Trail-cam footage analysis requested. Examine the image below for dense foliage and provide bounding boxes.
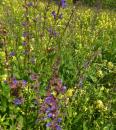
[0,0,116,130]
[81,0,116,8]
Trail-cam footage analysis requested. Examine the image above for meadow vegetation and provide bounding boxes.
[0,0,116,130]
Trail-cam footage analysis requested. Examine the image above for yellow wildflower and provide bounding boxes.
[12,56,17,62]
[107,62,114,69]
[51,91,57,97]
[0,51,5,58]
[18,46,23,50]
[0,74,7,81]
[97,70,103,78]
[21,37,25,41]
[66,89,74,97]
[95,100,104,110]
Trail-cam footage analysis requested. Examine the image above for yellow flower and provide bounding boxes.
[66,89,74,97]
[39,99,43,104]
[21,37,25,41]
[31,38,35,43]
[0,51,5,58]
[30,44,34,51]
[12,56,17,62]
[95,100,104,110]
[66,98,69,104]
[97,70,103,78]
[107,62,114,69]
[58,94,64,99]
[18,46,23,50]
[51,91,57,97]
[0,74,7,81]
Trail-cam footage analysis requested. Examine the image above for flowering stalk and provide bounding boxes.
[40,77,66,130]
[47,0,67,56]
[42,0,51,40]
[39,58,67,130]
[22,0,31,75]
[22,1,33,129]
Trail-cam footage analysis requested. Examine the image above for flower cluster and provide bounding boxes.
[39,75,66,130]
[8,78,27,105]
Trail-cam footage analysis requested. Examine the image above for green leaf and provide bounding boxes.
[83,121,88,130]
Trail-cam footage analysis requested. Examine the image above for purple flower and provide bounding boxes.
[46,107,51,113]
[13,98,22,105]
[58,118,62,123]
[10,51,15,56]
[48,113,53,118]
[22,41,27,46]
[22,32,28,37]
[22,80,27,86]
[52,11,56,19]
[22,22,27,27]
[51,105,57,111]
[46,122,51,127]
[61,0,66,8]
[48,28,57,37]
[56,125,62,130]
[45,96,54,105]
[13,79,17,85]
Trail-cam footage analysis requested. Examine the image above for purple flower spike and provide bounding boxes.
[61,0,66,8]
